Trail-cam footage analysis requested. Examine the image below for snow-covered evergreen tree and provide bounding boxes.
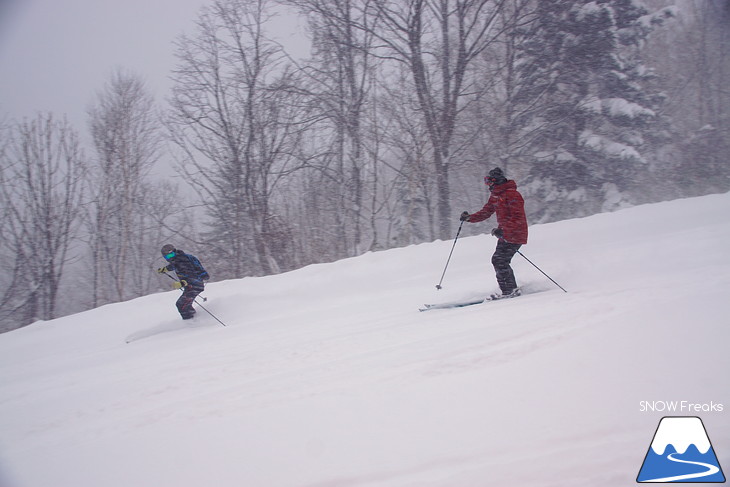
[513,0,672,222]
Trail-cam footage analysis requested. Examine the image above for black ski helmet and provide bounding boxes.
[161,244,176,259]
[485,167,508,187]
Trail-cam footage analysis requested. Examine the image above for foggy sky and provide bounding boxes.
[0,0,307,130]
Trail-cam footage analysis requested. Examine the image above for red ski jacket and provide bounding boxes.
[468,180,528,244]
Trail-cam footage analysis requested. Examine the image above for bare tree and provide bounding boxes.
[168,0,310,277]
[0,114,86,329]
[289,0,381,255]
[467,0,536,174]
[375,65,439,243]
[86,70,163,305]
[361,0,508,238]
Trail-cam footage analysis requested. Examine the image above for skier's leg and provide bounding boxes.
[176,283,205,319]
[492,241,521,294]
[176,287,197,319]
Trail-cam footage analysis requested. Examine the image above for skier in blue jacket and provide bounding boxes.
[157,244,209,319]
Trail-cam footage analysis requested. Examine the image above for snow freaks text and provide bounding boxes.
[639,401,724,413]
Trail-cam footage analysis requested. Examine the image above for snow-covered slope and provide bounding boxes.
[1,194,729,487]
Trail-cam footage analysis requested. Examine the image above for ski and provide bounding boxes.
[419,299,485,312]
[420,289,525,311]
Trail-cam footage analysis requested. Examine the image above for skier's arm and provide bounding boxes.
[466,200,495,223]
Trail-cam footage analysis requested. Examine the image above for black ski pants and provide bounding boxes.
[492,240,521,294]
[176,282,204,319]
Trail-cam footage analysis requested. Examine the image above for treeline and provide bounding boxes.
[1,0,728,331]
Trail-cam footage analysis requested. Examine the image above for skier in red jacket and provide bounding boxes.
[460,167,528,299]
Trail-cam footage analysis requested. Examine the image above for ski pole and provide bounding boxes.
[436,220,465,290]
[488,230,567,293]
[160,270,207,301]
[516,249,567,293]
[193,298,227,327]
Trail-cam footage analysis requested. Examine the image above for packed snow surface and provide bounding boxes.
[1,193,729,487]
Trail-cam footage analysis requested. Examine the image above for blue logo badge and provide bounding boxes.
[637,416,725,483]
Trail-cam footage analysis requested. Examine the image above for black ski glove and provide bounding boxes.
[491,228,504,238]
[460,211,470,222]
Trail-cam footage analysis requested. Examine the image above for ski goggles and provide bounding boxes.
[484,176,497,185]
[164,251,176,260]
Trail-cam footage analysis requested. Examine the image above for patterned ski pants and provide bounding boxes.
[176,283,204,319]
[491,240,521,294]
